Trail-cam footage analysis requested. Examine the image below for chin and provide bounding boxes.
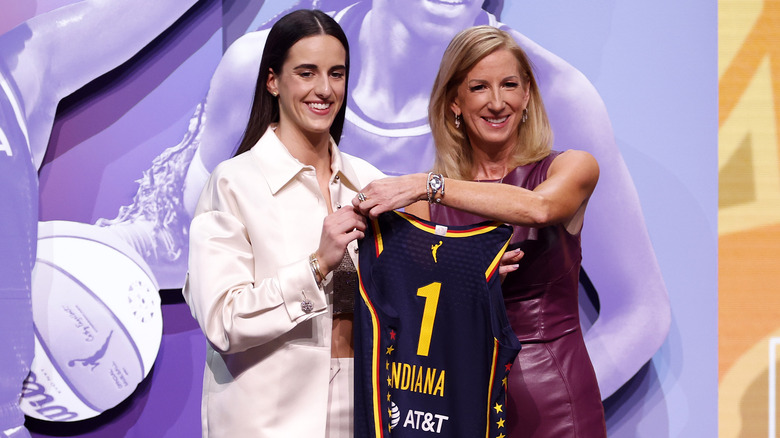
[474,136,513,149]
[303,125,334,137]
[409,2,479,39]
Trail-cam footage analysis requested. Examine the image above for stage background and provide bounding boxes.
[1,0,717,436]
[719,0,780,437]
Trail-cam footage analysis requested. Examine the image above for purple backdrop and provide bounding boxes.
[0,0,716,436]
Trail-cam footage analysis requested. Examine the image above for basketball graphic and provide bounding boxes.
[21,221,162,421]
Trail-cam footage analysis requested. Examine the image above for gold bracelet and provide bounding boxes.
[309,253,326,285]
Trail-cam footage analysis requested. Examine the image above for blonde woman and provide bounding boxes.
[354,26,607,437]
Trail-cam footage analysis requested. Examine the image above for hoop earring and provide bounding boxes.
[521,108,528,123]
[454,113,462,129]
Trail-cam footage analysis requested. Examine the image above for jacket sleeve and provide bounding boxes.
[183,170,327,354]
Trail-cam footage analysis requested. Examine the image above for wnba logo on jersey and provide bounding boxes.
[389,401,450,434]
[431,241,443,263]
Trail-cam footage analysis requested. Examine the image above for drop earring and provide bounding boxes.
[454,113,462,129]
[521,108,528,123]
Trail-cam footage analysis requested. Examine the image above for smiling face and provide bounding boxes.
[266,35,347,142]
[450,49,530,153]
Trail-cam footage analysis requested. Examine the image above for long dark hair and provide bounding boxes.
[234,9,350,156]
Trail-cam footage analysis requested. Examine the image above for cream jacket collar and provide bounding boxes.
[249,127,362,195]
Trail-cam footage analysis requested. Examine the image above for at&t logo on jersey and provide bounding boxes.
[389,401,450,434]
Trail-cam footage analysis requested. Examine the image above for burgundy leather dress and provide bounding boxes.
[430,152,607,437]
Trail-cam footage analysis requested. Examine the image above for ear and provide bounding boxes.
[449,99,461,118]
[266,68,278,96]
[521,82,531,108]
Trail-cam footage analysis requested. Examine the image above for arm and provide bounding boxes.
[404,201,430,219]
[574,120,671,397]
[185,209,323,354]
[21,0,197,99]
[182,31,268,216]
[3,0,198,168]
[354,150,598,231]
[184,167,366,354]
[509,28,671,398]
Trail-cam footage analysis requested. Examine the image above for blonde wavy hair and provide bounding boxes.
[429,26,552,180]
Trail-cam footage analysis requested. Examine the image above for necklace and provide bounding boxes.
[475,168,508,184]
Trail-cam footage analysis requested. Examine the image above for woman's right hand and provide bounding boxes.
[352,173,428,219]
[314,205,367,276]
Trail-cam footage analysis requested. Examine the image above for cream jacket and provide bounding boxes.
[183,128,384,437]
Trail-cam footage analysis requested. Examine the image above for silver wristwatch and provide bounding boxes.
[427,172,445,204]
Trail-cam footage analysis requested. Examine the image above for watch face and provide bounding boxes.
[429,177,442,191]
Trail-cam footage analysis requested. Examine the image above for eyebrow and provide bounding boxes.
[468,75,521,83]
[293,63,347,71]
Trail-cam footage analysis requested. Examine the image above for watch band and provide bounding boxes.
[427,172,445,204]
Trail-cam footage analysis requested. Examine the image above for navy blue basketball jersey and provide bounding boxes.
[354,211,522,437]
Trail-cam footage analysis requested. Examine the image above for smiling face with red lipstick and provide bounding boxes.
[450,48,530,154]
[266,34,347,147]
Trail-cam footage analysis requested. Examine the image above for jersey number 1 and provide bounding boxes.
[416,282,441,356]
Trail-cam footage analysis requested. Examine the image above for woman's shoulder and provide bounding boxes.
[547,149,600,182]
[202,151,268,203]
[194,153,266,217]
[550,149,597,167]
[210,150,258,178]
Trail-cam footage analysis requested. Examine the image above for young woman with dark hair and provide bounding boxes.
[184,9,383,437]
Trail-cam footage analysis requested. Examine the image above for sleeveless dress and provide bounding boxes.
[430,152,607,438]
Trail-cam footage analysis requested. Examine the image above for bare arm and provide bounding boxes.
[182,30,268,216]
[18,0,198,102]
[404,201,430,220]
[509,28,672,398]
[3,0,198,167]
[354,150,598,232]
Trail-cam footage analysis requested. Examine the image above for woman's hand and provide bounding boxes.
[352,174,427,218]
[499,248,524,283]
[314,206,367,276]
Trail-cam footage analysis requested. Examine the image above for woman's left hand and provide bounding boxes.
[499,248,524,283]
[352,174,427,218]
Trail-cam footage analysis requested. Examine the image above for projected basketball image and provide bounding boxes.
[21,221,162,421]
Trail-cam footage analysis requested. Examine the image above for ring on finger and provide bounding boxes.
[357,192,367,202]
